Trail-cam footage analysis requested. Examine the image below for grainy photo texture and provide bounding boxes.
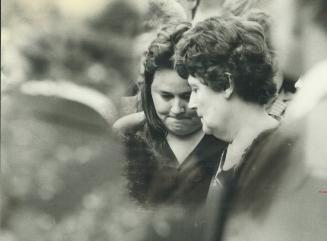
[1,0,326,241]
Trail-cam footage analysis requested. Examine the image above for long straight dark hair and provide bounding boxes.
[141,68,171,154]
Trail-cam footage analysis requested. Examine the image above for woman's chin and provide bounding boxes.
[202,124,212,135]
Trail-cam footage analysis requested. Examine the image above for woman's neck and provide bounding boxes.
[166,129,205,164]
[231,101,277,141]
[223,104,278,170]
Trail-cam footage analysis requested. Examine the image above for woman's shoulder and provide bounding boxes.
[112,112,146,138]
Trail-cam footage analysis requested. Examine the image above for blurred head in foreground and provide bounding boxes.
[1,1,159,241]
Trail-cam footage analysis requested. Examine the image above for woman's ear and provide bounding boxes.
[224,72,234,99]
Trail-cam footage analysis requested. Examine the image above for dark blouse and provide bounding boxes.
[122,124,227,207]
[207,127,280,241]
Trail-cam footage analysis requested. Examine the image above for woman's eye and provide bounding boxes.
[161,94,173,100]
[191,88,198,94]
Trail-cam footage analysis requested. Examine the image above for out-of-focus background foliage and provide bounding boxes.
[1,1,189,241]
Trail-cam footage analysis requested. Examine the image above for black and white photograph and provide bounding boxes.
[1,0,327,240]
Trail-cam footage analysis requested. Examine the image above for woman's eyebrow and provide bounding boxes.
[159,91,173,94]
[158,90,190,96]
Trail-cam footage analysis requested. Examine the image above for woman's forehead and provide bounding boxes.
[151,69,191,93]
[188,75,202,86]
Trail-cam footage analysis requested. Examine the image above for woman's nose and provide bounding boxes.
[170,99,186,115]
[188,93,197,110]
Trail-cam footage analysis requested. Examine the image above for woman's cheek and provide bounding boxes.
[153,96,171,116]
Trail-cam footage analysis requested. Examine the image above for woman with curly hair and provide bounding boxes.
[113,22,227,207]
[176,13,279,188]
[174,13,280,240]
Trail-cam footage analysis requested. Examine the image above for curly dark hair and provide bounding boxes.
[176,14,277,105]
[141,21,192,149]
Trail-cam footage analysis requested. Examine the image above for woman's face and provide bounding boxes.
[188,75,232,142]
[151,69,202,136]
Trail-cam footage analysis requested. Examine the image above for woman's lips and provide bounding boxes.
[168,115,193,120]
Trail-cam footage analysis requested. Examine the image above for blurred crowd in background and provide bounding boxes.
[1,0,326,241]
